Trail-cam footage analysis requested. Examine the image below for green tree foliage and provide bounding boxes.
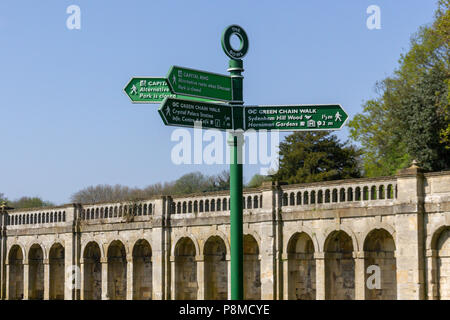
[273,132,361,184]
[171,171,229,194]
[9,197,54,209]
[0,193,54,209]
[348,1,449,175]
[395,65,450,171]
[246,174,271,188]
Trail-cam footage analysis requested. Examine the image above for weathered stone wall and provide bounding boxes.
[0,167,449,300]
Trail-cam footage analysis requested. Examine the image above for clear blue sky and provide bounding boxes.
[0,0,439,204]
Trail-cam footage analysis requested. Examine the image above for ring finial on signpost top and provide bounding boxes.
[221,25,249,60]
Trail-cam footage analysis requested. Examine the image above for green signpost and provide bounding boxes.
[124,77,223,104]
[124,77,176,103]
[167,66,233,102]
[158,97,233,131]
[125,24,346,301]
[244,104,348,130]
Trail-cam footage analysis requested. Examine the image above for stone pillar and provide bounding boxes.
[151,197,168,300]
[101,258,108,300]
[196,256,204,300]
[425,249,438,300]
[23,263,29,300]
[5,264,9,300]
[64,234,76,300]
[314,252,325,300]
[282,254,289,300]
[354,252,366,300]
[170,257,175,300]
[79,260,84,300]
[126,256,133,300]
[43,259,50,300]
[260,222,276,300]
[395,162,426,300]
[227,256,231,300]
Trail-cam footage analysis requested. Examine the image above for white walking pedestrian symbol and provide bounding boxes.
[130,85,137,95]
[335,111,342,122]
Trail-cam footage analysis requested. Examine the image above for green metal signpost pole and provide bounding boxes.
[222,24,249,301]
[228,58,244,300]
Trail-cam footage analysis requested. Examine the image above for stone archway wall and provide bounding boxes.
[363,229,397,300]
[437,228,450,300]
[287,232,316,300]
[204,236,227,300]
[28,244,44,300]
[175,237,197,300]
[133,239,152,300]
[49,243,65,300]
[83,242,102,300]
[243,235,261,300]
[325,231,355,300]
[8,245,24,300]
[107,240,127,300]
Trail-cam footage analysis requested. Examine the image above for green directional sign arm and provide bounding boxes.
[124,77,177,104]
[244,105,348,131]
[158,97,233,131]
[167,66,233,102]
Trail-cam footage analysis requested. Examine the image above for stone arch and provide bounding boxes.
[204,236,228,300]
[107,240,127,300]
[253,195,259,209]
[428,224,450,251]
[201,230,230,257]
[49,243,65,300]
[215,198,221,211]
[28,243,45,300]
[81,238,106,261]
[339,188,345,202]
[8,244,24,300]
[332,189,338,202]
[132,239,152,300]
[174,237,198,300]
[431,225,450,300]
[82,241,102,300]
[7,244,26,265]
[171,233,200,258]
[322,226,359,253]
[244,196,253,209]
[243,234,261,300]
[287,232,316,300]
[284,226,319,254]
[347,187,354,201]
[363,228,397,300]
[324,230,355,300]
[310,190,316,204]
[318,190,323,203]
[289,193,295,206]
[25,241,47,262]
[359,223,396,247]
[104,237,130,258]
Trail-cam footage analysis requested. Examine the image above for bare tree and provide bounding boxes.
[70,171,231,204]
